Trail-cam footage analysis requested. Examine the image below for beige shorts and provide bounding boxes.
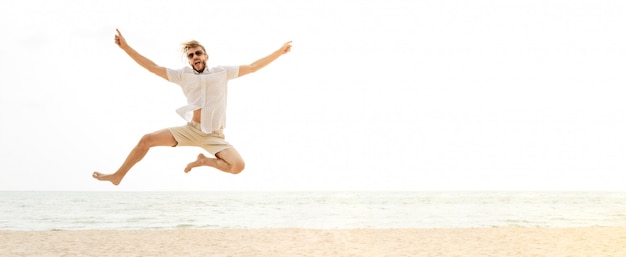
[168,122,233,155]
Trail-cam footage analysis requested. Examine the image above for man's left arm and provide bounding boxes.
[238,41,292,77]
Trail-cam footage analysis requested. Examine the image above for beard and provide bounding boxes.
[192,60,207,73]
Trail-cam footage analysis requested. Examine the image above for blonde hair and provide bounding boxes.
[181,40,207,57]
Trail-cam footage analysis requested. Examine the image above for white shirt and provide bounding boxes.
[166,65,239,134]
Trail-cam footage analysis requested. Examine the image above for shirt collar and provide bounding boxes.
[192,66,209,74]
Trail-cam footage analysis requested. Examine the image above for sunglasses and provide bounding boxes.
[187,50,204,59]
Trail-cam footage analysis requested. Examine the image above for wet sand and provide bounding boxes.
[1,227,626,257]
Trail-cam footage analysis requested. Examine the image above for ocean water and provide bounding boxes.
[0,191,625,231]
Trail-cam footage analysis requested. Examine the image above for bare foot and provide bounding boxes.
[92,172,122,186]
[185,153,209,173]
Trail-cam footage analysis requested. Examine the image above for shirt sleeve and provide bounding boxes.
[225,65,239,80]
[166,68,184,85]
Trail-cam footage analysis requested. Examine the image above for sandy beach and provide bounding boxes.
[1,227,625,257]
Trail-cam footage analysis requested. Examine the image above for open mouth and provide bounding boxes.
[193,60,203,71]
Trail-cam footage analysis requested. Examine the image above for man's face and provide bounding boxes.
[187,46,208,72]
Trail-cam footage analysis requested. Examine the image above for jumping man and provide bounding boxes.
[92,29,292,185]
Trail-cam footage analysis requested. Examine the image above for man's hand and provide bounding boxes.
[112,28,168,80]
[279,41,292,55]
[114,28,127,49]
[237,41,293,77]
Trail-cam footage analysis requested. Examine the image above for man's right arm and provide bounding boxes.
[115,29,168,80]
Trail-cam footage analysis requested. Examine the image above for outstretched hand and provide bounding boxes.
[114,28,127,49]
[279,41,292,55]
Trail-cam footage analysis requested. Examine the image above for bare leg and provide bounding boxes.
[185,148,245,174]
[92,129,178,185]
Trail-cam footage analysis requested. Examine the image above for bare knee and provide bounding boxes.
[136,130,176,149]
[216,149,245,175]
[137,134,156,149]
[229,161,245,175]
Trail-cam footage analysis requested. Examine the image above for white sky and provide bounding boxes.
[1,0,625,191]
